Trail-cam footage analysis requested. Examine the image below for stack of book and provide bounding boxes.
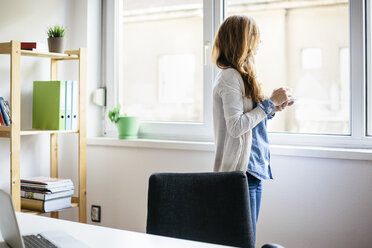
[21,177,74,213]
[0,97,11,126]
[21,42,47,52]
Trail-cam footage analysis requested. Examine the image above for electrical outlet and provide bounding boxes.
[91,205,101,222]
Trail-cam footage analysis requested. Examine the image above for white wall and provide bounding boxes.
[86,144,372,248]
[260,155,372,248]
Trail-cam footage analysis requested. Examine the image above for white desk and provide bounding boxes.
[0,213,231,248]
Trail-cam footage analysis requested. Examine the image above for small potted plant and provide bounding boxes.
[108,104,139,139]
[47,24,66,53]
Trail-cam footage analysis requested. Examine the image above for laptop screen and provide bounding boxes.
[0,190,25,248]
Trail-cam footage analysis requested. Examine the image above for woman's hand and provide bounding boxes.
[269,87,291,106]
[275,99,295,112]
[270,98,295,117]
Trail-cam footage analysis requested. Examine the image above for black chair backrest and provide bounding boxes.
[146,171,255,248]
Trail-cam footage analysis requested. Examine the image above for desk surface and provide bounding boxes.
[0,213,231,248]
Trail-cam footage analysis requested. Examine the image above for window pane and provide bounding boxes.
[120,0,203,122]
[226,0,350,134]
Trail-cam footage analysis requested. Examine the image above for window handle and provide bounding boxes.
[204,41,211,66]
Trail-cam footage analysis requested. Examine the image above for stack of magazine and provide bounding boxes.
[21,177,74,212]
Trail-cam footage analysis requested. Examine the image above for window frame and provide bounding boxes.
[367,0,372,136]
[134,0,216,142]
[103,0,221,141]
[269,0,369,148]
[103,0,372,149]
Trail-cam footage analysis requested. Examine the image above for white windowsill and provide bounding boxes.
[87,137,372,160]
[87,137,215,152]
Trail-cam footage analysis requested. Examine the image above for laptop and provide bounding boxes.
[0,190,89,248]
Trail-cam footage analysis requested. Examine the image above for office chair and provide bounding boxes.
[146,171,284,248]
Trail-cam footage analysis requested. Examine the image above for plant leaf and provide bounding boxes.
[108,104,121,123]
[47,24,66,38]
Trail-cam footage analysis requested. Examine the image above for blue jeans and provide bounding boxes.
[247,172,262,244]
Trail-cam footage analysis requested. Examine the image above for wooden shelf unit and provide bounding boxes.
[0,40,87,223]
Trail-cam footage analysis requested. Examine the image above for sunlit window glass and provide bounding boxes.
[120,0,203,122]
[227,0,349,134]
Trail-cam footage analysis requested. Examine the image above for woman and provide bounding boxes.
[211,15,293,243]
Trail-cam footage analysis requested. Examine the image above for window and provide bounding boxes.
[301,48,322,69]
[120,1,203,122]
[158,54,196,105]
[104,0,369,147]
[103,0,214,140]
[226,0,350,134]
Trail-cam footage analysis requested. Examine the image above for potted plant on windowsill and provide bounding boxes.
[108,104,139,139]
[47,24,66,53]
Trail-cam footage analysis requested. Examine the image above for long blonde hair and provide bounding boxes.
[211,15,264,103]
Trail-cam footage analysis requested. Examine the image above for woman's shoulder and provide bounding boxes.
[218,67,241,78]
[214,68,244,94]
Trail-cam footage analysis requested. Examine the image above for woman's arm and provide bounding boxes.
[217,79,271,138]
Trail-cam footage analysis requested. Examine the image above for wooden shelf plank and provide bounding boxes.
[1,128,79,137]
[0,126,11,138]
[20,129,78,136]
[21,202,79,215]
[64,50,80,56]
[21,50,79,60]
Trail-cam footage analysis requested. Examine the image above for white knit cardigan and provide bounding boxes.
[213,68,268,172]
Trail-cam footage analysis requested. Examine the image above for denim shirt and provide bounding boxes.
[246,99,274,181]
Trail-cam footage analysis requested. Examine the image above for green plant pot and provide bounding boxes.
[116,116,139,139]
